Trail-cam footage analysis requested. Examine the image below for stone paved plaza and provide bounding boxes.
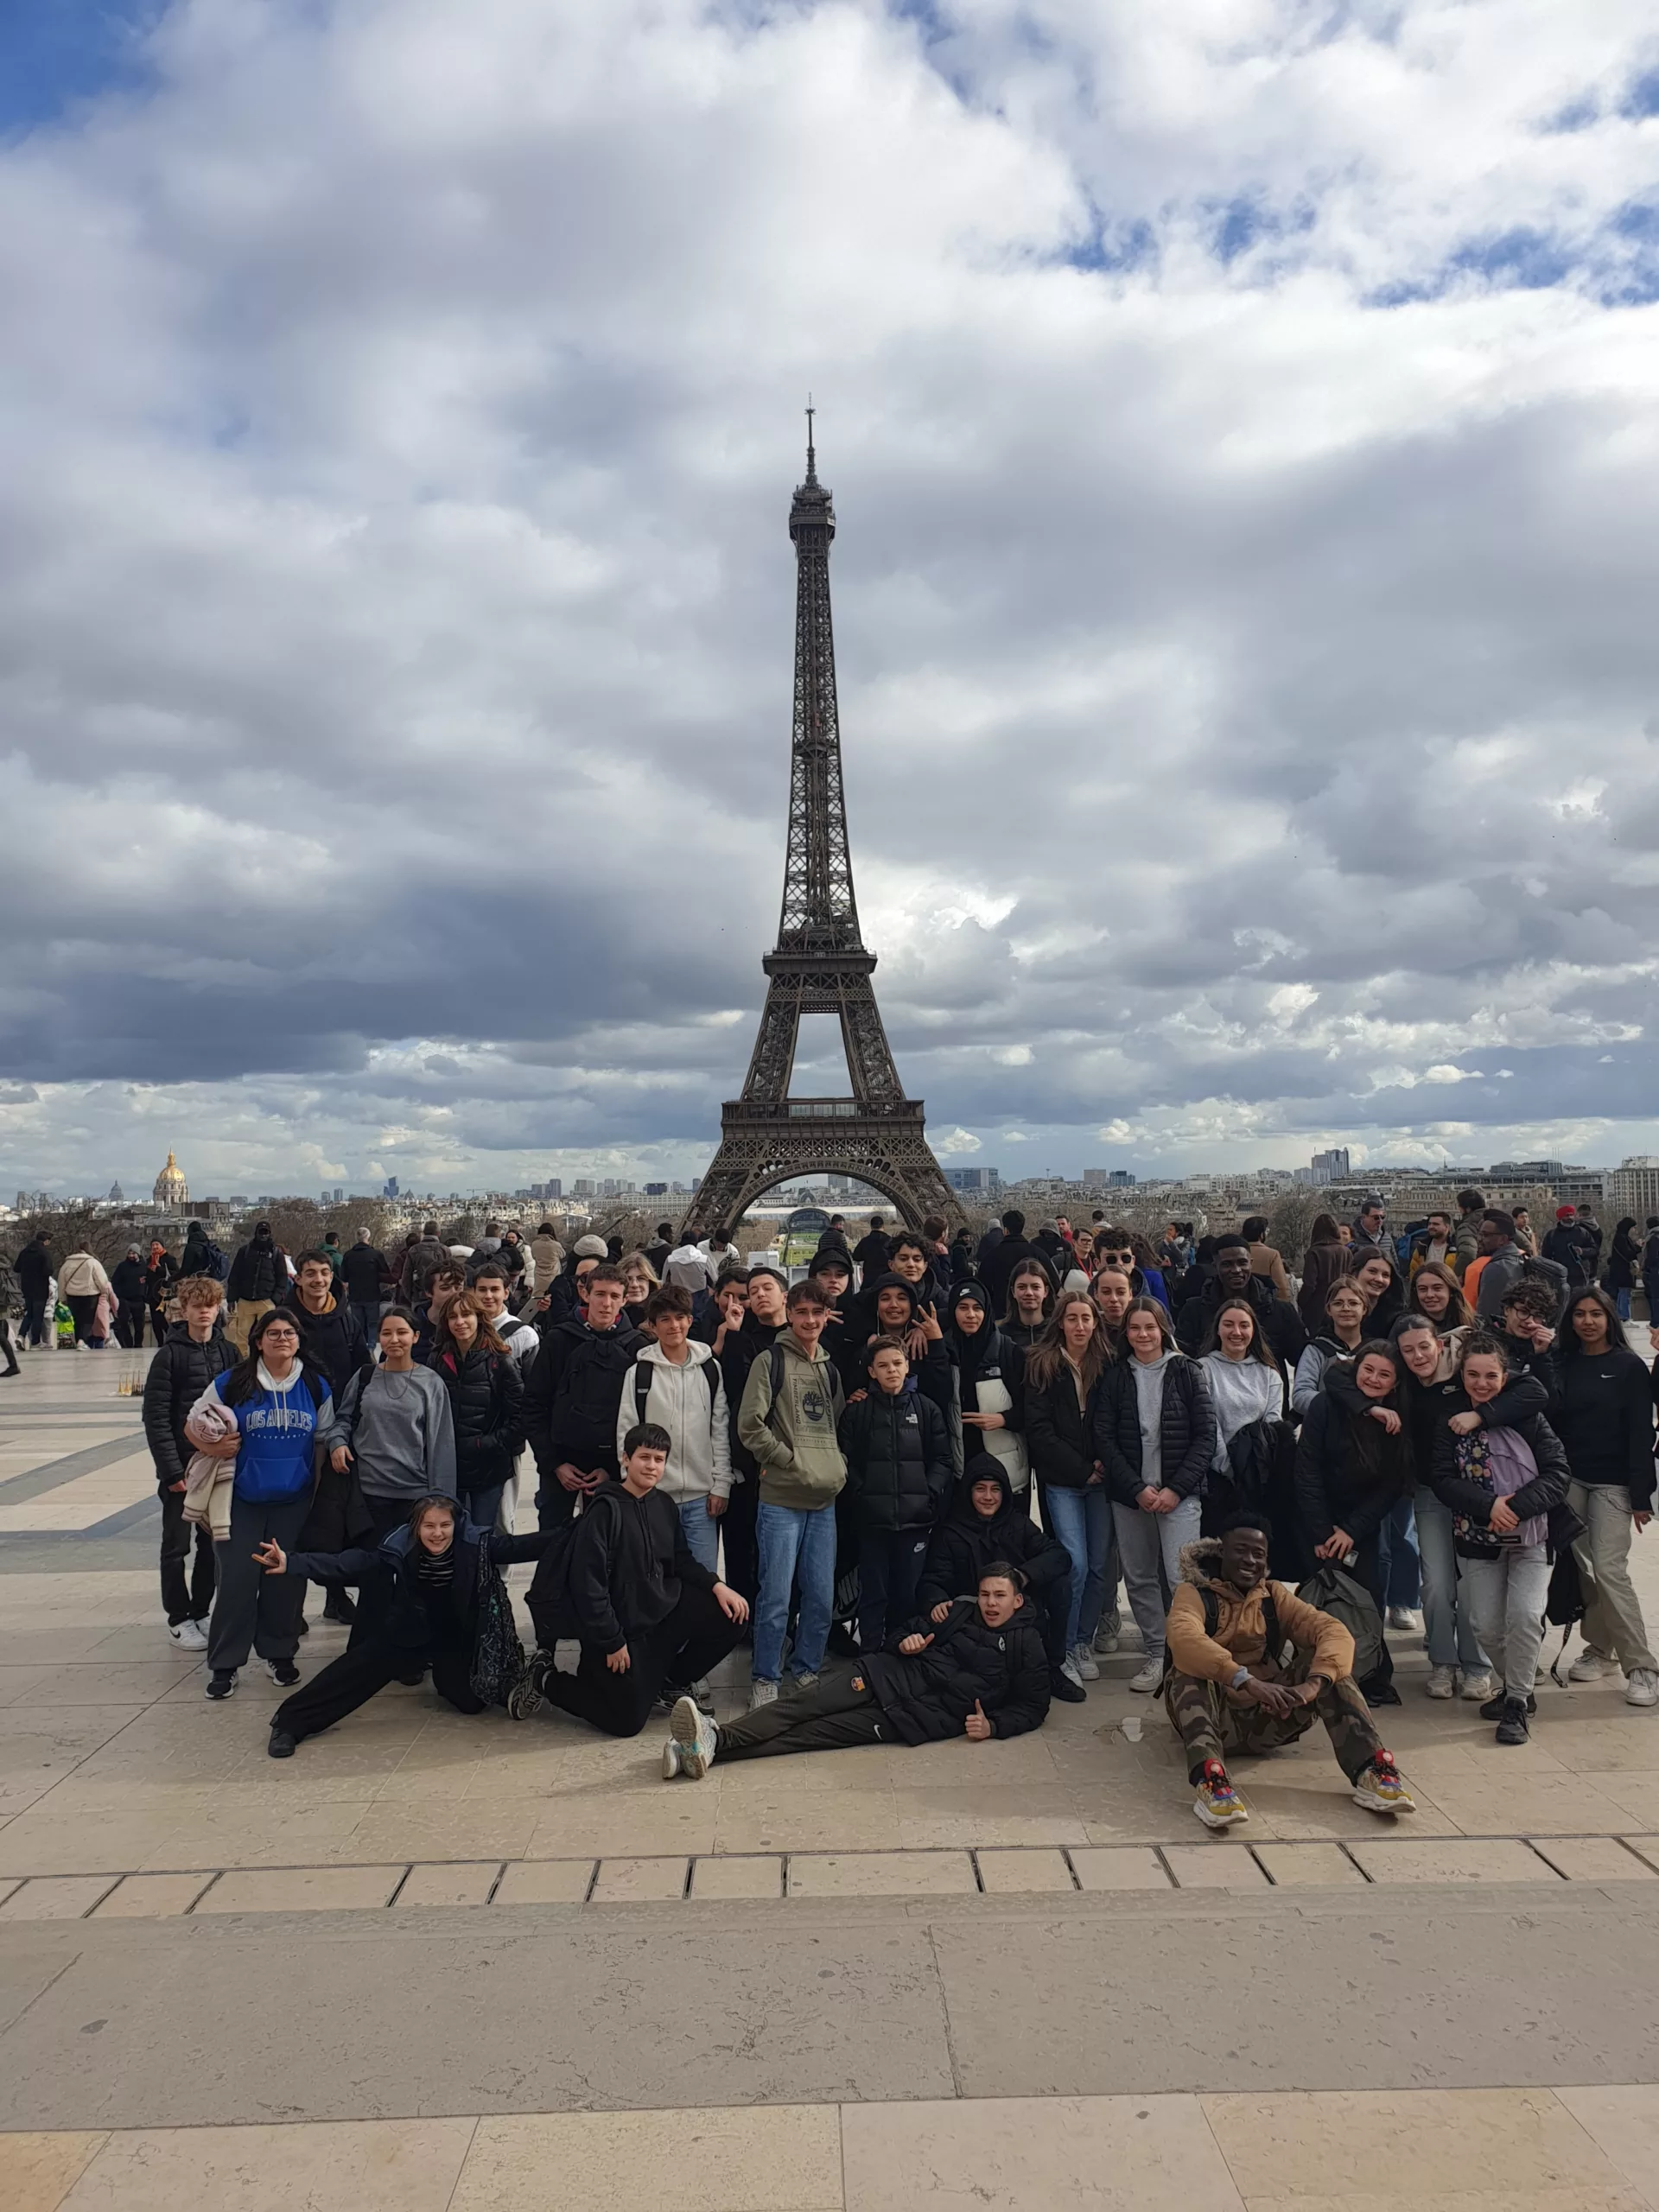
[6,1343,1659,2207]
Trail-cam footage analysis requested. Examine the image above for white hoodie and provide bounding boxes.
[616,1338,733,1502]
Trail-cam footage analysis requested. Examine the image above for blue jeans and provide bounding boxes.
[1380,1496,1421,1610]
[753,1500,836,1683]
[677,1496,721,1575]
[464,1484,505,1535]
[1615,1287,1632,1321]
[1044,1482,1115,1651]
[1413,1484,1488,1673]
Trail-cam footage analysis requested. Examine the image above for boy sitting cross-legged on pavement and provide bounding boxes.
[1165,1511,1418,1830]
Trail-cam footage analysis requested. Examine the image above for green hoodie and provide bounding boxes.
[737,1330,847,1511]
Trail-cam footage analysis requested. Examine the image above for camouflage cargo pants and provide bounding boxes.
[1164,1644,1383,1786]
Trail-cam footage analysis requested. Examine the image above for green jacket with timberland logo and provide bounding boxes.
[737,1332,847,1512]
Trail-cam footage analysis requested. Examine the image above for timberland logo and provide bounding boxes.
[801,1389,827,1423]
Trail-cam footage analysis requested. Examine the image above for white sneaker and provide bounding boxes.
[747,1679,779,1711]
[1069,1643,1099,1681]
[1569,1649,1615,1683]
[1386,1606,1421,1632]
[1092,1624,1121,1656]
[670,1694,720,1777]
[1458,1669,1495,1702]
[1425,1665,1456,1700]
[1128,1656,1163,1694]
[1625,1669,1659,1709]
[662,1738,684,1779]
[1059,1655,1084,1690]
[168,1618,209,1652]
[791,1670,820,1692]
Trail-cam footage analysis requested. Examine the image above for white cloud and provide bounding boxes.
[3,0,1658,1198]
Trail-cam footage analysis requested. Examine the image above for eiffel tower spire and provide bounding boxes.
[682,424,963,1237]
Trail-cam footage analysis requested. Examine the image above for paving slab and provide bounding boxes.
[57,2120,477,2210]
[1164,1844,1271,1890]
[0,1877,117,1920]
[842,2092,1244,2210]
[787,1851,977,1898]
[1558,2085,1659,2210]
[688,1855,783,1901]
[1529,1837,1658,1883]
[1252,1843,1368,1888]
[194,1866,406,1914]
[0,1913,958,2126]
[1068,1847,1173,1891]
[450,2106,842,2212]
[1346,1837,1558,1885]
[975,1848,1077,1894]
[393,1862,502,1908]
[0,2131,107,2212]
[590,1856,689,1903]
[1203,2084,1637,2203]
[929,1891,1659,2098]
[90,1874,213,1918]
[492,1859,593,1905]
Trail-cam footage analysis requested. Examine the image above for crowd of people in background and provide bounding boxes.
[4,1184,1658,1829]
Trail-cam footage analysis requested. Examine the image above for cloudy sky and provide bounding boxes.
[3,0,1657,1201]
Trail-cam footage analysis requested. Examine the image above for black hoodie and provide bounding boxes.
[918,1457,1071,1613]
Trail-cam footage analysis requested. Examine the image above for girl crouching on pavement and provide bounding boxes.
[251,1493,561,1757]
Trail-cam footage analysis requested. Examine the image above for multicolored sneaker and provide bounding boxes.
[661,1738,684,1780]
[670,1694,720,1780]
[1353,1754,1416,1815]
[1192,1760,1248,1829]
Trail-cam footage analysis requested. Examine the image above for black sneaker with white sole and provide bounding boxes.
[266,1657,300,1688]
[205,1670,237,1700]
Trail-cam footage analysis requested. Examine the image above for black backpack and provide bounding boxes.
[1295,1565,1385,1685]
[631,1357,721,1432]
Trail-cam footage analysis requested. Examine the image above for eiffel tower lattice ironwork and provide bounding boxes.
[681,425,964,1238]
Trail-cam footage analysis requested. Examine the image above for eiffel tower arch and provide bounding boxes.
[681,427,964,1239]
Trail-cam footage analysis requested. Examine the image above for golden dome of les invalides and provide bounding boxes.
[152,1149,188,1208]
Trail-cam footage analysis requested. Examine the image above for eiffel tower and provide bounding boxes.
[681,423,964,1238]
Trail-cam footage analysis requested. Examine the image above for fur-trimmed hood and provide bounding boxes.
[1177,1536,1226,1589]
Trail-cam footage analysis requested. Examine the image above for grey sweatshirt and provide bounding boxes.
[1132,1350,1174,1491]
[322,1364,456,1500]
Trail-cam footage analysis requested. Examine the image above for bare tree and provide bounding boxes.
[1265,1189,1325,1272]
[3,1205,148,1271]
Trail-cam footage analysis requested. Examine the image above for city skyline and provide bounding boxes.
[3,7,1657,1198]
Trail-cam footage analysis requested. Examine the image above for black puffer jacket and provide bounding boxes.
[428,1344,526,1497]
[1294,1392,1411,1547]
[227,1235,285,1303]
[837,1386,954,1533]
[524,1315,648,1481]
[1093,1352,1217,1505]
[1024,1361,1104,1491]
[918,1458,1071,1611]
[864,1593,1051,1742]
[111,1256,148,1302]
[142,1323,237,1490]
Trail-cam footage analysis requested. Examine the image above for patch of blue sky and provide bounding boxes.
[1,0,168,137]
[1366,207,1659,309]
[1060,211,1158,276]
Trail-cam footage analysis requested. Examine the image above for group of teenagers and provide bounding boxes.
[134,1194,1659,1831]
